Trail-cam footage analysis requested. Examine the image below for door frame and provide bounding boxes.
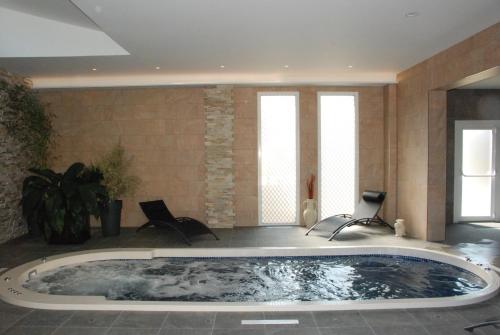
[454,120,500,222]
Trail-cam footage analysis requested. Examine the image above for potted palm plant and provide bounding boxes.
[21,163,107,244]
[95,143,139,236]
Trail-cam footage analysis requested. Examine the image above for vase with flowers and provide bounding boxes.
[303,174,318,227]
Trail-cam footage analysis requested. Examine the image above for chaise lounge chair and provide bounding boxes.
[305,191,390,240]
[137,200,219,245]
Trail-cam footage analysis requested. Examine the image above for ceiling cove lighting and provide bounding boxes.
[92,68,97,71]
[219,65,225,69]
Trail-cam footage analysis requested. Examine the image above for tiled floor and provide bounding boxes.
[0,223,500,334]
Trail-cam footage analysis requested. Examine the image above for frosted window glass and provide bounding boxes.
[319,95,356,220]
[259,95,297,224]
[461,176,492,217]
[462,130,493,175]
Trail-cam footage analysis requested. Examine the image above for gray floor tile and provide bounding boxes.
[63,311,121,327]
[107,328,160,335]
[424,324,487,335]
[2,326,55,335]
[371,325,428,335]
[15,310,73,327]
[52,327,109,335]
[480,324,500,335]
[408,308,468,325]
[263,311,315,328]
[360,310,417,327]
[313,311,367,328]
[213,329,267,335]
[214,312,265,329]
[265,327,321,335]
[159,329,213,335]
[318,327,375,335]
[454,303,500,323]
[0,309,31,329]
[163,312,215,329]
[112,311,166,328]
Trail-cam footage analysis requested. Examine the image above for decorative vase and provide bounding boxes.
[303,199,318,227]
[394,218,406,237]
[99,199,122,237]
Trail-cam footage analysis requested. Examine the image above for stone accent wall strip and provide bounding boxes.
[204,85,236,228]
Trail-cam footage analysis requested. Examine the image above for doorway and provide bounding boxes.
[454,120,500,222]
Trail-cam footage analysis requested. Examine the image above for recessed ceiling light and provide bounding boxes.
[284,65,289,69]
[155,66,160,70]
[220,65,225,69]
[347,65,353,69]
[92,68,97,71]
[405,11,419,18]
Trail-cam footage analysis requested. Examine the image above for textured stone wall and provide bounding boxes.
[0,70,31,243]
[204,86,236,228]
[396,22,499,240]
[41,84,387,229]
[383,84,398,225]
[40,87,207,227]
[233,86,385,226]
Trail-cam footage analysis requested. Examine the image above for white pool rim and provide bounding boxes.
[0,246,498,311]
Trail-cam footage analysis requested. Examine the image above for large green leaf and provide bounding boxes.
[63,162,85,181]
[21,162,107,243]
[21,188,45,217]
[78,184,98,214]
[28,168,61,184]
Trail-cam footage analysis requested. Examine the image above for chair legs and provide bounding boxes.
[464,320,500,332]
[305,221,321,235]
[136,221,154,232]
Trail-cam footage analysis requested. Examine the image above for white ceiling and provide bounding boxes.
[0,7,129,58]
[0,0,98,30]
[0,0,499,88]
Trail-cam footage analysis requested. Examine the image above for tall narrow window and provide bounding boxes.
[258,93,299,225]
[454,121,500,222]
[318,93,358,220]
[461,129,494,217]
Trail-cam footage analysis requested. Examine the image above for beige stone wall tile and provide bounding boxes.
[396,22,499,240]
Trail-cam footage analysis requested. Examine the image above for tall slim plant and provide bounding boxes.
[94,143,140,236]
[95,143,140,200]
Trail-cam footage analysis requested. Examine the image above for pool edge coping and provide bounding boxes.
[0,246,498,311]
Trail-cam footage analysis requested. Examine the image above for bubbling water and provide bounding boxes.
[23,255,487,302]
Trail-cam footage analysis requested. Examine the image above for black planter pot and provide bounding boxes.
[100,200,122,237]
[48,215,91,244]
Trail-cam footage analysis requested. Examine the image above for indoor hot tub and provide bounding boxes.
[0,246,498,311]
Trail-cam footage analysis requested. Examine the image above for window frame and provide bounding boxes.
[317,92,359,220]
[454,120,500,222]
[257,92,300,226]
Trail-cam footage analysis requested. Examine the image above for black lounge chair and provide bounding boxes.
[305,191,390,240]
[137,200,219,245]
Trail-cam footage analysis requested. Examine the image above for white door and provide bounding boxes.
[454,120,500,222]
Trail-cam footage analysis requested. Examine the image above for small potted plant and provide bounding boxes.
[21,163,107,244]
[303,174,317,227]
[95,143,139,236]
